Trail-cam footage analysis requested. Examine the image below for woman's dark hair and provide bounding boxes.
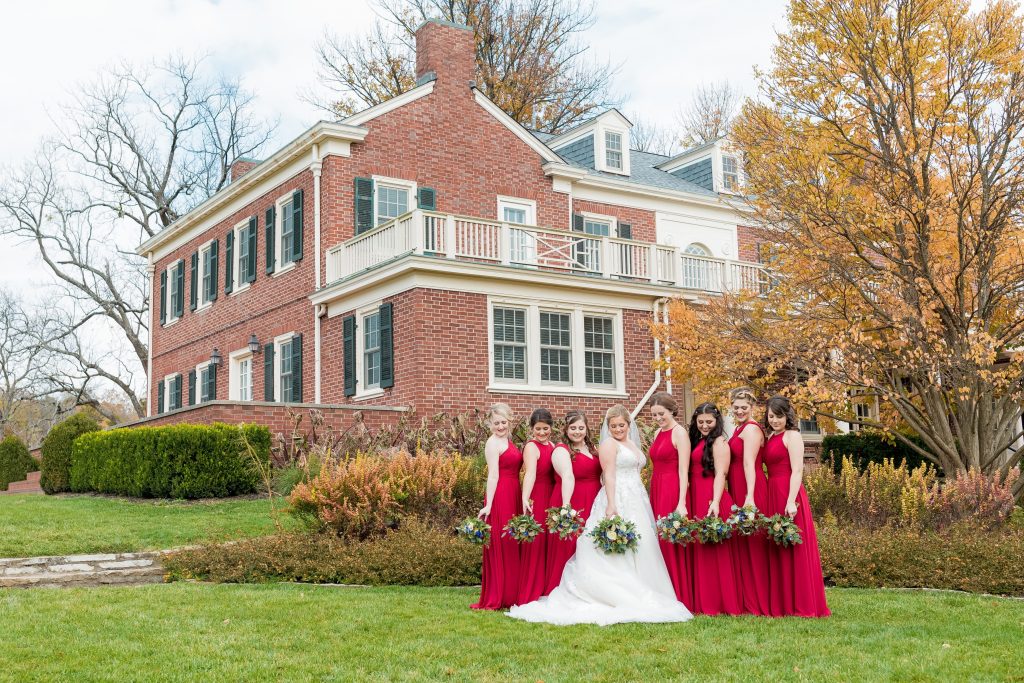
[563,410,595,457]
[650,391,678,417]
[688,402,724,477]
[529,408,553,429]
[763,395,799,432]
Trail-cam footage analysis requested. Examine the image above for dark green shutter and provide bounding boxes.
[343,315,356,397]
[159,270,167,325]
[572,214,584,231]
[618,222,632,240]
[379,303,394,389]
[416,187,436,210]
[174,263,184,318]
[188,369,196,405]
[225,230,234,294]
[264,343,275,401]
[265,206,276,274]
[206,364,217,401]
[157,381,165,415]
[291,334,303,402]
[210,240,219,301]
[172,375,182,410]
[247,217,257,283]
[292,190,304,261]
[572,214,585,266]
[354,177,374,234]
[189,252,198,311]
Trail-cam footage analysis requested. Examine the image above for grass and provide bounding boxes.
[0,494,295,557]
[0,585,1021,682]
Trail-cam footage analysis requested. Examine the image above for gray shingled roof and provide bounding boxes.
[531,128,719,198]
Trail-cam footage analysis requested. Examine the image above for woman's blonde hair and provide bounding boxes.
[605,403,631,425]
[487,402,513,424]
[730,387,757,404]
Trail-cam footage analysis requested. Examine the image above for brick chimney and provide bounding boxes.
[414,20,476,91]
[229,158,259,183]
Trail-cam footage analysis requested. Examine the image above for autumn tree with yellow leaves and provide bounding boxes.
[653,0,1024,495]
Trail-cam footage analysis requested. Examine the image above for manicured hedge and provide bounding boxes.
[41,413,100,494]
[0,435,37,491]
[71,423,270,499]
[820,430,936,473]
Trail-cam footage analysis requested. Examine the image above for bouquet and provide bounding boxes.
[656,512,697,545]
[455,517,490,546]
[696,515,734,544]
[726,504,761,536]
[503,514,543,543]
[589,515,640,554]
[545,504,586,540]
[762,514,803,547]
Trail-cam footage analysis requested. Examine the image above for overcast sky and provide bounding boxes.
[0,0,789,292]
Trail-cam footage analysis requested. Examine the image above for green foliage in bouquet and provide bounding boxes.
[455,517,490,546]
[589,515,640,554]
[696,515,734,544]
[545,504,585,540]
[762,514,803,547]
[503,514,543,543]
[726,505,761,536]
[656,512,697,545]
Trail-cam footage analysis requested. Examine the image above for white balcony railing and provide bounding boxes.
[326,210,766,294]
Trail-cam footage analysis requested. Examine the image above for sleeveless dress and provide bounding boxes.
[508,441,693,626]
[648,427,694,609]
[727,421,772,615]
[543,449,603,595]
[687,439,743,615]
[470,440,523,610]
[763,431,831,617]
[516,439,556,605]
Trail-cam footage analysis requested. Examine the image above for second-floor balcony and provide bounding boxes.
[325,210,765,295]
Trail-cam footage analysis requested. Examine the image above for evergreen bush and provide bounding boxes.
[820,430,936,473]
[0,435,37,491]
[40,413,100,494]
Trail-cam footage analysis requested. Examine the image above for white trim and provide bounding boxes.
[354,301,384,399]
[273,331,297,403]
[196,239,215,311]
[228,348,254,402]
[487,296,625,394]
[138,121,366,258]
[546,109,633,151]
[165,260,184,325]
[472,89,562,163]
[274,192,300,271]
[311,158,323,290]
[342,81,436,126]
[314,305,323,403]
[496,196,537,224]
[372,176,417,227]
[146,260,154,417]
[597,126,630,176]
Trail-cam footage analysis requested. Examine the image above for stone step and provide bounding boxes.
[0,551,167,588]
[3,481,43,494]
[0,566,165,589]
[25,470,41,482]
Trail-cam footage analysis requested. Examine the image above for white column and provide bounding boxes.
[445,214,457,259]
[146,258,155,417]
[412,209,425,254]
[600,236,612,278]
[499,222,511,265]
[648,243,659,284]
[314,304,323,403]
[310,157,323,290]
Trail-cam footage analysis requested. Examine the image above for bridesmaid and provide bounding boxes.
[471,403,523,610]
[544,410,602,594]
[516,408,556,605]
[687,402,743,616]
[727,387,772,615]
[763,396,831,617]
[647,392,694,609]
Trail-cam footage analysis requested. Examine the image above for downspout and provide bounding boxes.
[311,144,323,403]
[632,296,670,420]
[146,254,155,417]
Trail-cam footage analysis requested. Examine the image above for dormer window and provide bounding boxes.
[605,131,623,171]
[722,155,739,191]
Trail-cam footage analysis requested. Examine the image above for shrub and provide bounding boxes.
[40,413,100,494]
[164,517,481,586]
[820,430,936,473]
[70,423,269,499]
[819,524,1024,597]
[288,448,485,539]
[0,435,37,491]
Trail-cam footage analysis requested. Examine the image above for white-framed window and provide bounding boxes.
[271,192,303,273]
[277,335,295,403]
[164,373,182,411]
[229,349,253,401]
[488,298,625,395]
[681,242,715,291]
[231,219,252,293]
[722,155,739,191]
[605,131,623,171]
[849,389,878,432]
[371,176,416,228]
[498,197,537,265]
[165,260,184,324]
[198,240,215,308]
[363,310,382,390]
[575,213,614,272]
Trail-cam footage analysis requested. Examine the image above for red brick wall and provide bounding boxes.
[571,199,657,243]
[737,224,764,262]
[321,287,666,420]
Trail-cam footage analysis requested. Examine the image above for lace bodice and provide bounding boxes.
[612,441,646,477]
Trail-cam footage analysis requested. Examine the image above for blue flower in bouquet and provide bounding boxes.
[544,504,586,540]
[656,512,697,545]
[503,514,543,543]
[726,504,761,536]
[696,515,734,544]
[456,516,490,546]
[589,515,640,554]
[762,514,803,547]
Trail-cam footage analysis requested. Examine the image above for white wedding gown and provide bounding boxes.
[507,441,693,626]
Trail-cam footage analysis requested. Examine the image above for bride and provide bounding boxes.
[508,404,693,626]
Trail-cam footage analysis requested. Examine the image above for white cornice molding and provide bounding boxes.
[573,173,754,214]
[542,162,588,181]
[137,121,368,257]
[655,138,723,172]
[472,89,562,164]
[342,81,436,126]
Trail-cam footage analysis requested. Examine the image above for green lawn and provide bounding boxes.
[0,585,1020,681]
[0,494,293,557]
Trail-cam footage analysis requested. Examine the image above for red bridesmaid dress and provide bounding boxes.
[516,439,556,605]
[648,428,694,609]
[543,449,602,594]
[471,440,524,610]
[763,431,831,617]
[687,439,743,616]
[727,421,772,615]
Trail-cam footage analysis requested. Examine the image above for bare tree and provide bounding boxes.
[629,116,680,156]
[311,0,619,133]
[677,81,741,146]
[0,290,51,437]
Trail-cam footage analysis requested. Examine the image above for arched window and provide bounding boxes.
[682,243,717,291]
[684,243,711,256]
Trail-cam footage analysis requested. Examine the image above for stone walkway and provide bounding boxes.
[0,551,167,588]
